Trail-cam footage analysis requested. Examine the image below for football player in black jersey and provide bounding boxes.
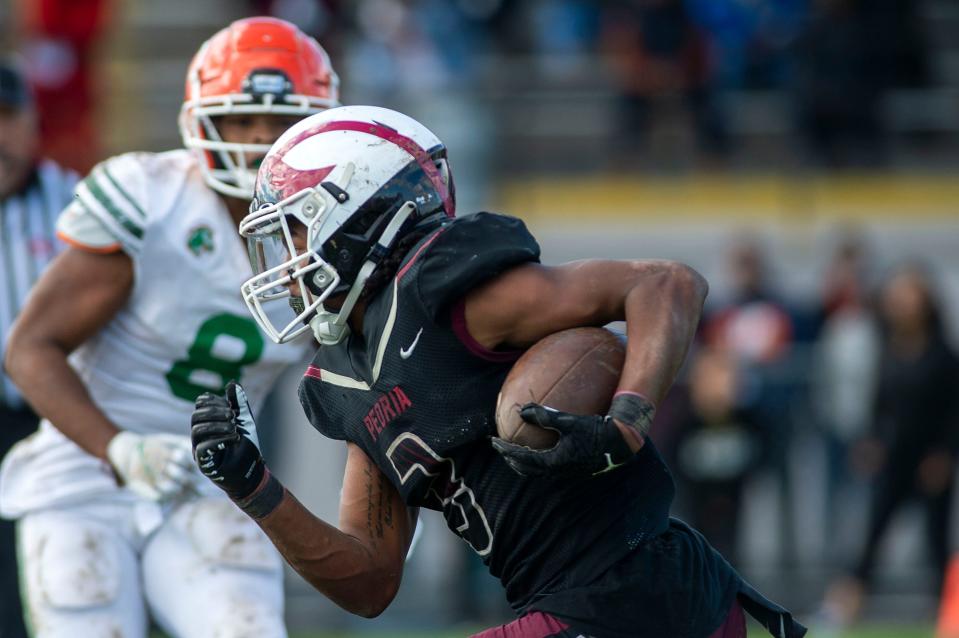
[191,106,807,638]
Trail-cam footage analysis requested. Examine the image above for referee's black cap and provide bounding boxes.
[0,58,32,109]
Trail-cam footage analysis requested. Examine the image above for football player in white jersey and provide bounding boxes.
[0,17,338,638]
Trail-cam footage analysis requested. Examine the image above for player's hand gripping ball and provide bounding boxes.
[191,381,265,500]
[494,327,624,447]
[492,327,652,478]
[493,405,635,478]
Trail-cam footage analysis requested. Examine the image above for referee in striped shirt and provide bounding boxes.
[0,57,78,638]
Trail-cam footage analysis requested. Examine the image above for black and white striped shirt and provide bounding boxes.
[0,159,78,409]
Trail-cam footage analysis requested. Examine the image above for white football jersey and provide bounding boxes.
[1,150,311,516]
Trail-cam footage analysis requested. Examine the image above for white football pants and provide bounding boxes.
[17,496,286,638]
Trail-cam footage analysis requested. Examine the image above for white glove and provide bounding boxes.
[106,431,195,501]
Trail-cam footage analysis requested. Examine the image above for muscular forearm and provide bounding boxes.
[255,489,401,618]
[4,249,133,460]
[192,408,410,618]
[606,264,706,452]
[483,259,709,473]
[5,340,118,460]
[619,262,707,405]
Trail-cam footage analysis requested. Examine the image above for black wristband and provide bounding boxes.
[235,468,285,520]
[608,392,656,437]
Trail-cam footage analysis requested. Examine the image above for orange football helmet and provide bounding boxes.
[179,17,339,198]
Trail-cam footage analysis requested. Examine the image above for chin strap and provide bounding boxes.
[311,201,419,346]
[311,309,350,345]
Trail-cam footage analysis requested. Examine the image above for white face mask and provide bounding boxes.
[179,92,338,199]
[240,186,341,344]
[240,181,418,345]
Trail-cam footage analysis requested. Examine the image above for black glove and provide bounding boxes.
[491,403,635,478]
[191,381,265,500]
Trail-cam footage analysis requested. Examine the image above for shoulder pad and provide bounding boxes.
[56,200,122,253]
[411,212,540,320]
[72,153,153,255]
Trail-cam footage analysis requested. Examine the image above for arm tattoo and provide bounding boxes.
[364,465,378,542]
[378,471,394,532]
[364,463,395,542]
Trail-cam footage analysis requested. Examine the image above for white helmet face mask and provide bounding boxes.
[240,106,455,345]
[179,68,339,200]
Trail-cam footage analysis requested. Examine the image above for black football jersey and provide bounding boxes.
[298,212,676,611]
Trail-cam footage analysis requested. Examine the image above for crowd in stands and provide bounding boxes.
[655,234,958,630]
[248,0,937,169]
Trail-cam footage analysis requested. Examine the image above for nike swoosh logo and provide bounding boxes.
[400,328,423,359]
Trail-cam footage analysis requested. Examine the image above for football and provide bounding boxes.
[495,327,626,449]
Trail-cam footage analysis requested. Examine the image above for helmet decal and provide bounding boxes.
[259,119,453,216]
[256,121,338,202]
[308,120,455,218]
[257,159,334,203]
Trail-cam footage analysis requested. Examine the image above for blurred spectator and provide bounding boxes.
[821,263,959,628]
[706,239,795,363]
[685,0,806,90]
[703,238,800,565]
[670,345,763,563]
[0,56,77,638]
[871,0,931,90]
[526,0,601,80]
[811,233,880,554]
[795,0,883,167]
[251,0,345,62]
[14,0,109,173]
[601,0,727,162]
[343,0,484,98]
[796,0,930,167]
